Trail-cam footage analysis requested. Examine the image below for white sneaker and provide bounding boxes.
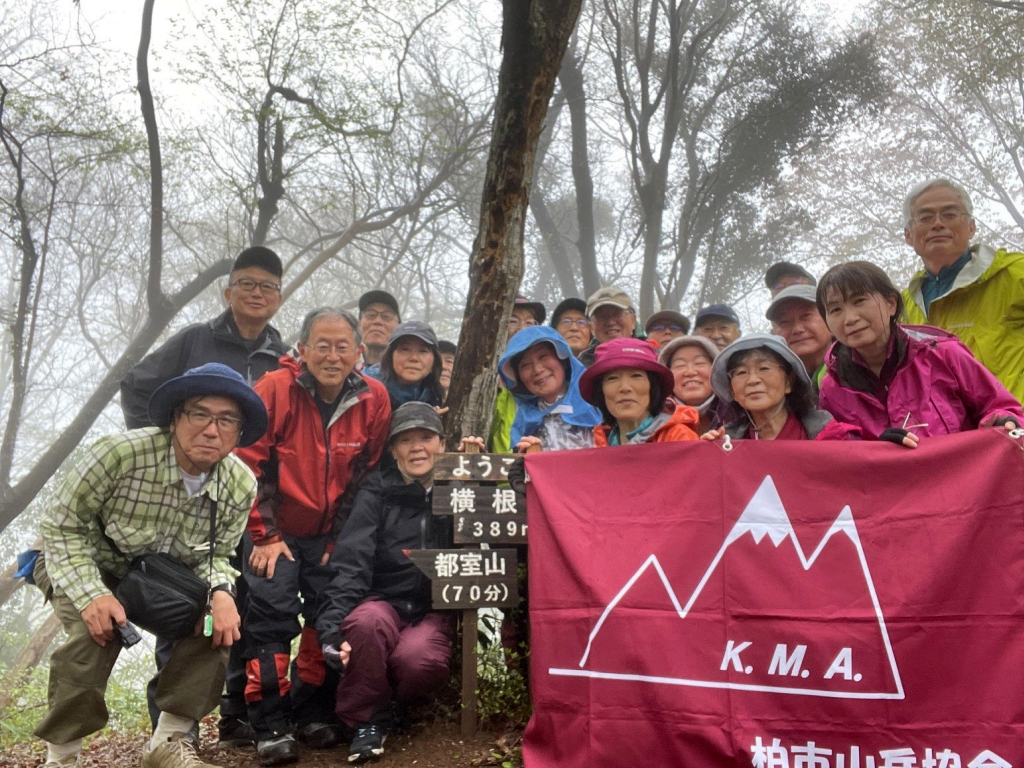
[141,733,221,768]
[41,757,80,767]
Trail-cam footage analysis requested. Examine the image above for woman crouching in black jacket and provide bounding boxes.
[317,402,453,763]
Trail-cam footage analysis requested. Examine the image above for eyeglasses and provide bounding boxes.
[182,409,242,434]
[361,309,397,322]
[558,318,589,329]
[310,342,354,356]
[230,278,281,294]
[728,362,784,383]
[508,317,538,328]
[648,324,685,333]
[909,209,970,228]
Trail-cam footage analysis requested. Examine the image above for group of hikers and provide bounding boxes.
[25,177,1024,768]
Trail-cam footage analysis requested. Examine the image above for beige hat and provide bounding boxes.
[586,286,634,317]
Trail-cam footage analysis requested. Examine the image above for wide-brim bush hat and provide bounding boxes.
[578,338,675,404]
[148,362,269,447]
[709,333,810,403]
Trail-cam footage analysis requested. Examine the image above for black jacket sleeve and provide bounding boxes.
[120,324,200,428]
[316,474,385,646]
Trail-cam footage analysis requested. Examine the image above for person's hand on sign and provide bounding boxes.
[699,427,726,442]
[459,436,485,452]
[249,540,294,579]
[515,436,543,454]
[878,427,919,449]
[991,415,1021,433]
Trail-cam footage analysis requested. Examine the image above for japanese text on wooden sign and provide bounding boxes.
[407,548,519,610]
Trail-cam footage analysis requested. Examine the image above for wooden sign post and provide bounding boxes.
[409,450,528,736]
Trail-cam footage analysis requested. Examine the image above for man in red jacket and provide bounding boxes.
[236,307,391,766]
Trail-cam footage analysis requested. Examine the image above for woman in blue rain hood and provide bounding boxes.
[498,325,602,451]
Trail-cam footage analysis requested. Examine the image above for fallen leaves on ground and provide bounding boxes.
[0,719,524,768]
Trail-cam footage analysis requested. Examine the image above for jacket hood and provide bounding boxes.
[499,326,574,390]
[498,326,602,446]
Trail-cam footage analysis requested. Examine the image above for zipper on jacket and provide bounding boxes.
[318,421,332,539]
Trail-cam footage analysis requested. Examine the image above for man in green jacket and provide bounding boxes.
[34,363,267,768]
[901,178,1024,403]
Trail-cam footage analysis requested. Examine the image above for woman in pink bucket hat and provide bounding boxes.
[578,338,700,446]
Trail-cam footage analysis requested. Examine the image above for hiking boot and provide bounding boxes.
[255,734,299,766]
[347,724,386,763]
[295,721,346,749]
[141,733,221,768]
[216,716,254,748]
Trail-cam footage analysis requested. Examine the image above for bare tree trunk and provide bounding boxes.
[558,44,601,296]
[529,90,578,297]
[530,191,579,296]
[0,613,62,712]
[252,97,286,247]
[137,0,170,319]
[444,0,584,449]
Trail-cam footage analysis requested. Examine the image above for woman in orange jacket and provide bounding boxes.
[578,338,700,446]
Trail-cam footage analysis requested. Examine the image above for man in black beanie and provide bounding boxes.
[120,245,289,751]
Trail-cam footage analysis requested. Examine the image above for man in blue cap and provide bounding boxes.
[694,303,743,351]
[33,363,267,768]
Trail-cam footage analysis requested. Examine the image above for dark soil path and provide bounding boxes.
[0,720,522,768]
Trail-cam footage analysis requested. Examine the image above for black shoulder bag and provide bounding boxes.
[113,500,216,640]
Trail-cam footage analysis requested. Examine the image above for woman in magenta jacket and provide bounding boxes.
[816,261,1022,445]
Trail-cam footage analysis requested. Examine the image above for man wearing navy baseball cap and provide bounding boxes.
[358,290,402,368]
[694,304,742,351]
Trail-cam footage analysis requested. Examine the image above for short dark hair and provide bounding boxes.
[232,246,283,278]
[437,340,457,356]
[723,346,815,423]
[590,370,665,426]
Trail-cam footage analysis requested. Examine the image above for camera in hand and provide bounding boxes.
[116,621,143,648]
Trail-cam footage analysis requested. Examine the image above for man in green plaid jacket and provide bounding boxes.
[33,363,268,768]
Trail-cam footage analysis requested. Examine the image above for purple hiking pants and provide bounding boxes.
[335,598,454,727]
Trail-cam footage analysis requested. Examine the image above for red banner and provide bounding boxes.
[523,431,1024,768]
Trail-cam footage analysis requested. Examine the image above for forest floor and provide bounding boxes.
[0,718,524,768]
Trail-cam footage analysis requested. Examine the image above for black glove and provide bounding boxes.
[506,455,527,495]
[322,643,344,674]
[878,427,911,445]
[991,416,1021,430]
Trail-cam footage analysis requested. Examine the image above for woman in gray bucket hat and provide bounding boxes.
[702,333,861,442]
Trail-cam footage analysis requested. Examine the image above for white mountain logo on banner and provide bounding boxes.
[549,475,905,700]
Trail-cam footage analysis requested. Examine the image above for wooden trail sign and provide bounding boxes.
[433,453,519,482]
[407,548,519,610]
[425,450,529,736]
[452,513,527,544]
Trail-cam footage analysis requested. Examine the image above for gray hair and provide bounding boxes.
[298,306,361,346]
[902,178,974,226]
